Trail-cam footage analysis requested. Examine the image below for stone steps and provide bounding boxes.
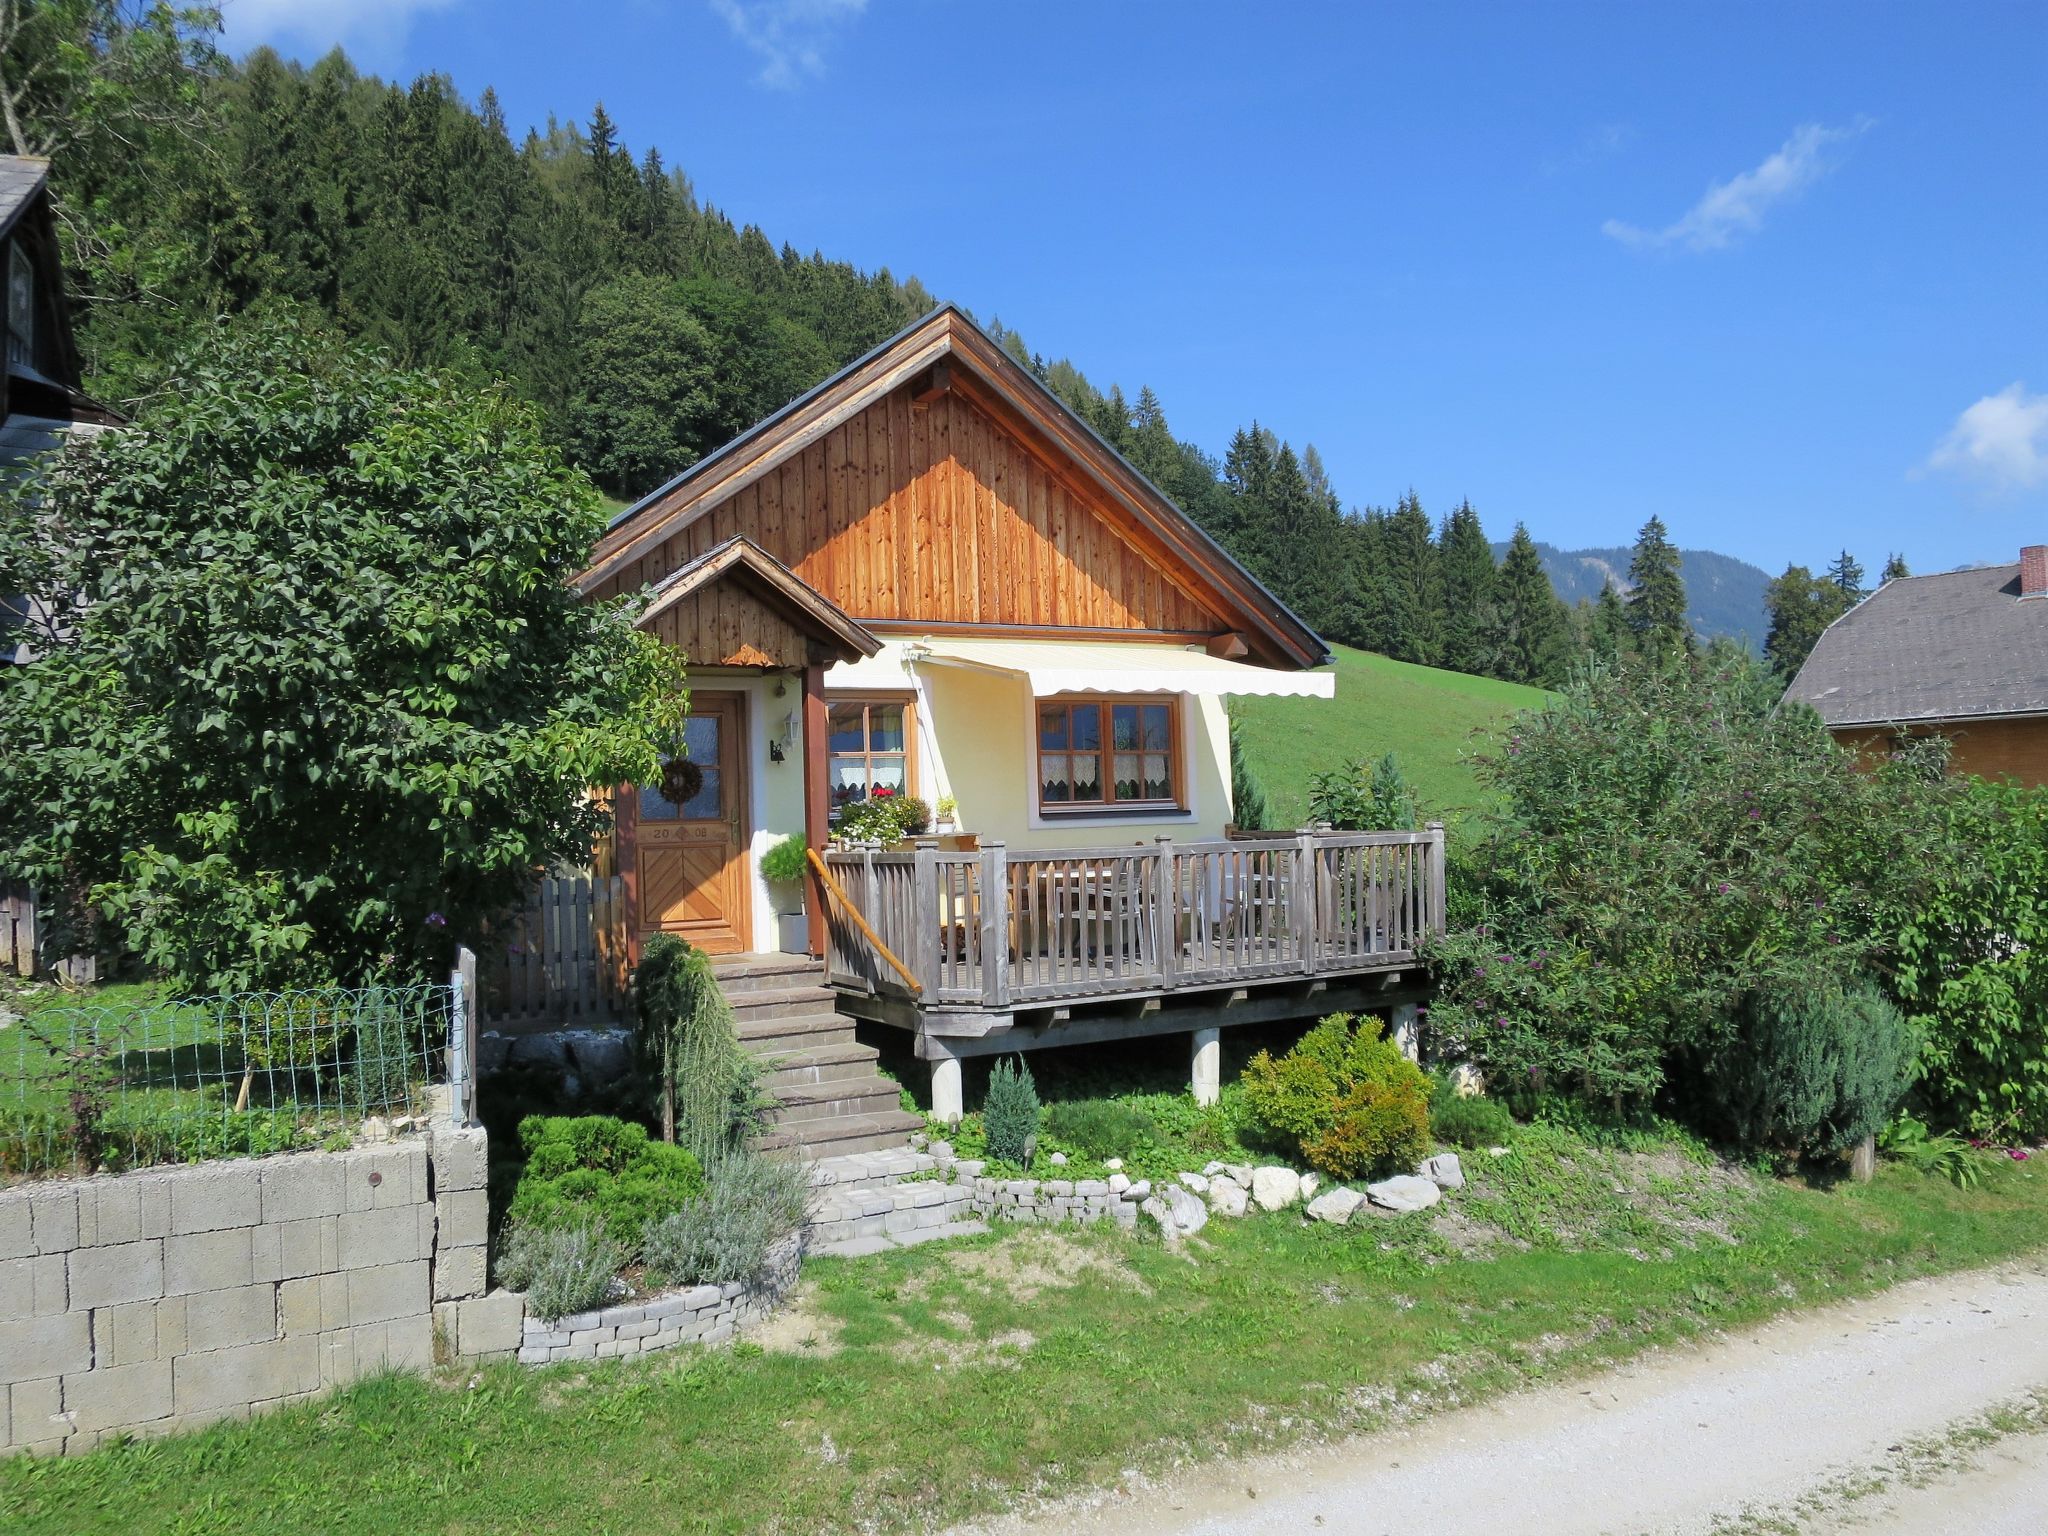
[711,953,923,1163]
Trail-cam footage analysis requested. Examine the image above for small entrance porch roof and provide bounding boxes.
[823,637,1335,698]
[637,535,881,668]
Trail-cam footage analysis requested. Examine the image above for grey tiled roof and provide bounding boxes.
[1785,563,2048,726]
[0,156,48,242]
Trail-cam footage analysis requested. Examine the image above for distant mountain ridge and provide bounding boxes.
[1493,540,1773,647]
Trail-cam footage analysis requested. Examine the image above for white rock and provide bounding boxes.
[1125,1179,1152,1201]
[1365,1174,1442,1214]
[1224,1163,1254,1185]
[1201,1160,1226,1177]
[1178,1171,1210,1194]
[1305,1188,1364,1224]
[929,1140,954,1160]
[1250,1166,1303,1212]
[1049,1151,1068,1167]
[1299,1173,1321,1200]
[1489,1146,1511,1157]
[359,1115,391,1144]
[1108,1172,1131,1194]
[1103,1157,1123,1171]
[1420,1152,1465,1190]
[1162,1183,1209,1238]
[1206,1175,1248,1217]
[910,1133,929,1150]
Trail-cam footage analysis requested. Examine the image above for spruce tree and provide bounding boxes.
[1881,552,1910,583]
[1378,493,1440,665]
[1434,500,1497,676]
[1584,583,1629,662]
[1489,524,1574,685]
[1763,564,1852,680]
[1624,516,1690,654]
[1826,550,1865,598]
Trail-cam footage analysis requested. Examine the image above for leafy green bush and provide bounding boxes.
[1893,779,2048,1139]
[233,990,350,1075]
[1240,1014,1432,1178]
[759,833,810,885]
[1042,1099,1157,1159]
[641,1152,812,1288]
[505,1114,703,1255]
[1307,750,1420,831]
[1707,977,1917,1159]
[496,1219,624,1323]
[982,1056,1039,1165]
[1429,1087,1515,1150]
[1427,651,1951,1118]
[1879,1113,1985,1188]
[634,935,766,1161]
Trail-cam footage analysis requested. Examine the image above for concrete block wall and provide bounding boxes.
[1,1122,490,1456]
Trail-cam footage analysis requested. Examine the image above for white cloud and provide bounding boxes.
[1603,118,1872,253]
[221,0,458,57]
[710,0,868,89]
[1927,384,2048,490]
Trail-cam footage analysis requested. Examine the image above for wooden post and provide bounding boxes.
[979,840,1010,1009]
[1294,828,1317,975]
[1425,821,1447,939]
[1154,836,1178,991]
[801,663,830,958]
[452,945,478,1126]
[1851,1134,1876,1183]
[912,836,940,998]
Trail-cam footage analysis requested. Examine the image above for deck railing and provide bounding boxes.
[821,825,1445,1010]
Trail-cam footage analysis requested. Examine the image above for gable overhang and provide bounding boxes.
[637,535,882,666]
[577,305,1330,670]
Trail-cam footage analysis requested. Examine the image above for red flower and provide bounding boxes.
[873,786,894,798]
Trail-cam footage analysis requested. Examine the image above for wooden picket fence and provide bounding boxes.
[1,883,96,984]
[477,874,631,1026]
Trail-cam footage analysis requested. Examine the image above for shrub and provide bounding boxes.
[1308,750,1420,831]
[1892,779,2048,1139]
[233,990,349,1076]
[1429,1087,1515,1150]
[505,1114,703,1254]
[495,1219,624,1323]
[1241,1014,1432,1179]
[641,1151,812,1288]
[1427,650,1953,1115]
[1707,976,1917,1160]
[634,935,767,1160]
[982,1056,1039,1165]
[1042,1099,1158,1159]
[835,791,931,843]
[759,833,810,885]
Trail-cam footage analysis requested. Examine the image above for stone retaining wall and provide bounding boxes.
[1,1122,492,1456]
[513,1233,802,1365]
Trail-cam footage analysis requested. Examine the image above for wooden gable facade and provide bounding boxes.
[581,307,1326,669]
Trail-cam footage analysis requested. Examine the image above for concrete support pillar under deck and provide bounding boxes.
[1391,1003,1420,1063]
[1191,1027,1221,1107]
[930,1051,963,1125]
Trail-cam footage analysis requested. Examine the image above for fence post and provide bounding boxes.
[979,839,1010,1009]
[450,945,478,1127]
[1154,836,1178,990]
[1424,821,1447,939]
[912,836,940,998]
[1294,827,1317,975]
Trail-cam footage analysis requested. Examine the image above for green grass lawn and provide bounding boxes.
[6,1132,2044,1536]
[1233,644,1549,830]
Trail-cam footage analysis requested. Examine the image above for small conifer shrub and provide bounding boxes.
[982,1056,1040,1166]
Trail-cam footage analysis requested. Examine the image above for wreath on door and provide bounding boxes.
[658,757,704,807]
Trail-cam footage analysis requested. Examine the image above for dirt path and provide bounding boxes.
[965,1260,2048,1536]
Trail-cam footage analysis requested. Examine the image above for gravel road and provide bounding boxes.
[964,1261,2048,1536]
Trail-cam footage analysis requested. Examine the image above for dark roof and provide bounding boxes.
[0,157,47,244]
[1785,563,2048,726]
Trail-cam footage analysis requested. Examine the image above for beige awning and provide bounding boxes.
[910,639,1335,698]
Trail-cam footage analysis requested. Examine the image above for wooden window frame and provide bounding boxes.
[826,693,917,821]
[1035,693,1184,816]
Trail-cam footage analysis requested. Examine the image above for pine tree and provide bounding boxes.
[1227,709,1270,831]
[1378,493,1440,665]
[1624,516,1690,654]
[1434,500,1497,676]
[1583,582,1629,662]
[1826,550,1865,599]
[1488,524,1574,685]
[1881,552,1910,583]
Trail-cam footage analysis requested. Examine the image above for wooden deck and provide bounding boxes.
[818,826,1445,1047]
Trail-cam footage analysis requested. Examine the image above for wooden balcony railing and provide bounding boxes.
[821,825,1445,1010]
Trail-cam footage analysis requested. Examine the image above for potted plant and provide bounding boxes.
[934,794,959,833]
[759,832,811,953]
[834,789,931,848]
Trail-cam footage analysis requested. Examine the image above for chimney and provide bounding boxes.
[2025,545,2048,599]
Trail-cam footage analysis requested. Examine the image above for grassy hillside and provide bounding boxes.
[1232,644,1548,830]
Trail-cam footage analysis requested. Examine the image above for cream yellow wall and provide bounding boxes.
[891,662,1235,852]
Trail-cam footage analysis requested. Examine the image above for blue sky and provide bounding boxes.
[225,0,2047,576]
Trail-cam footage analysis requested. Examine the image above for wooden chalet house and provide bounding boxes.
[572,305,1443,1145]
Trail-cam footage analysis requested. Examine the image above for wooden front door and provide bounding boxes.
[630,691,751,955]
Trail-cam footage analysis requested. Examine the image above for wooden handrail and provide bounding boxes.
[807,847,923,995]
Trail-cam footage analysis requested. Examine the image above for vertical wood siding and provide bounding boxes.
[600,388,1231,635]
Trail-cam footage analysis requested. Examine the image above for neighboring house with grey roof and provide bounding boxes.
[1785,547,2048,786]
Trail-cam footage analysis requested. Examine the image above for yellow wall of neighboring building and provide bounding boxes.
[1834,717,2048,789]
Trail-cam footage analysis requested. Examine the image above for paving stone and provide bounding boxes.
[455,1292,525,1357]
[813,1234,896,1258]
[67,1239,164,1310]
